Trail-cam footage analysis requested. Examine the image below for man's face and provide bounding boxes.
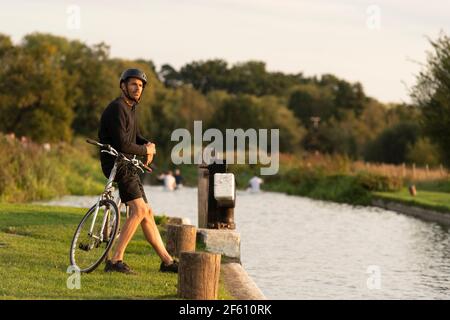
[123,78,144,100]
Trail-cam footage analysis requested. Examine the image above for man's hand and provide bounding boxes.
[146,142,156,155]
[145,142,156,166]
[145,153,154,166]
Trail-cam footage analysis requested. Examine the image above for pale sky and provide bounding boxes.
[1,0,449,103]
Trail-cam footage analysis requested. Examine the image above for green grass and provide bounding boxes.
[374,187,450,214]
[414,179,450,193]
[0,203,233,300]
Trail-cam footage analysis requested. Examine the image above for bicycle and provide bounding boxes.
[69,139,152,273]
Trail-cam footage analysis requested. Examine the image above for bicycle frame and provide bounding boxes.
[85,139,148,242]
[88,158,133,242]
[88,160,118,242]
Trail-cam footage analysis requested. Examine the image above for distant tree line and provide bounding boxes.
[0,32,447,166]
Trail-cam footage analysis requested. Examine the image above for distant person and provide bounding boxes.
[248,176,264,193]
[174,169,184,189]
[164,170,177,191]
[156,172,166,186]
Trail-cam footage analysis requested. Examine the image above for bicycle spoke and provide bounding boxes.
[70,200,119,273]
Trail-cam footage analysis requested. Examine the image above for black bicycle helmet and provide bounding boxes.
[119,68,148,87]
[119,68,148,103]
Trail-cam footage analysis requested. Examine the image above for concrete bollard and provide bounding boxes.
[198,162,236,229]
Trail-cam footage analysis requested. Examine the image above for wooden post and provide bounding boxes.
[402,163,406,178]
[426,164,429,177]
[198,164,209,228]
[412,163,416,181]
[166,224,197,258]
[178,252,221,300]
[409,184,417,196]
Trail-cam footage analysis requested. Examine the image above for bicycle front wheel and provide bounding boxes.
[69,199,119,273]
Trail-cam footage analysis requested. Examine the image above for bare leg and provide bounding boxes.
[111,198,147,263]
[141,205,173,265]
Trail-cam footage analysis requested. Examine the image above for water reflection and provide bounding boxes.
[235,191,450,299]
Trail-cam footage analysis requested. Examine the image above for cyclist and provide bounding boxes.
[98,68,178,274]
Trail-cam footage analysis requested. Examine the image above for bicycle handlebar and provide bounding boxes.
[86,139,153,173]
[86,138,100,146]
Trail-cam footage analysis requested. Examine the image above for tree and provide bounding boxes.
[179,59,229,93]
[140,88,184,154]
[406,137,442,166]
[159,64,182,88]
[333,81,366,117]
[258,96,305,152]
[176,59,306,96]
[411,32,450,164]
[0,34,13,57]
[179,86,213,132]
[0,34,75,142]
[69,42,117,136]
[318,74,367,118]
[209,94,304,153]
[310,112,361,157]
[364,122,420,164]
[9,33,119,138]
[227,61,269,96]
[287,84,334,127]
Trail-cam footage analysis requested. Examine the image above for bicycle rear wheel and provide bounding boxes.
[69,199,119,273]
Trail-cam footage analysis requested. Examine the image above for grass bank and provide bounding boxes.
[0,203,232,299]
[374,185,450,214]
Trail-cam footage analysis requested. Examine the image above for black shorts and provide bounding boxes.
[103,161,148,204]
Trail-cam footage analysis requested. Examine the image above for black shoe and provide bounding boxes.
[104,260,137,275]
[160,260,179,273]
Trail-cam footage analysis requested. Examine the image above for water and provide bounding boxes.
[40,186,450,299]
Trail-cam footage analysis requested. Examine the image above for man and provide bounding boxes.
[248,175,264,193]
[164,170,177,191]
[98,68,178,274]
[174,168,184,189]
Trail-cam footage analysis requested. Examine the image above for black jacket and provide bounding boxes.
[98,97,149,177]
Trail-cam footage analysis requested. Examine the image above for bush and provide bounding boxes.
[0,135,104,203]
[261,161,403,205]
[308,174,371,205]
[263,167,372,205]
[355,171,403,192]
